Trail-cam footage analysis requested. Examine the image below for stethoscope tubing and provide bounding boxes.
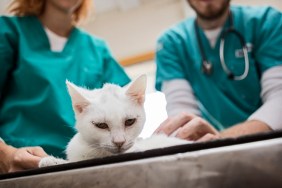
[195,11,250,80]
[219,28,250,80]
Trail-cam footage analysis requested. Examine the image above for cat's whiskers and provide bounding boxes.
[87,143,103,148]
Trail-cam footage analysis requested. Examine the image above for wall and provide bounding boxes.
[0,0,11,14]
[83,0,282,61]
[83,0,185,60]
[1,0,281,60]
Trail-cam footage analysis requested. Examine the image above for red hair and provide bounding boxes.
[8,0,92,24]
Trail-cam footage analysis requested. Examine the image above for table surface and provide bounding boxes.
[1,131,282,188]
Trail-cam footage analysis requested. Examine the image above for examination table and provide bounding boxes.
[0,130,282,188]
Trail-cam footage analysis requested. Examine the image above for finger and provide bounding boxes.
[197,133,220,142]
[169,128,181,137]
[153,118,171,134]
[14,149,43,169]
[23,152,42,169]
[23,155,42,169]
[176,117,211,140]
[27,147,49,157]
[155,113,196,136]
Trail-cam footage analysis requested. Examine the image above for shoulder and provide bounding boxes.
[0,15,34,28]
[75,29,108,50]
[0,16,18,32]
[0,15,17,24]
[0,16,24,43]
[231,5,281,23]
[157,17,195,44]
[0,15,37,37]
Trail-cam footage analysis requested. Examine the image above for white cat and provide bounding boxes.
[39,75,189,167]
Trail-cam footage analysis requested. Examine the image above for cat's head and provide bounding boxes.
[66,75,147,154]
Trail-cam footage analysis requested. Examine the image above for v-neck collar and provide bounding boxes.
[204,27,222,48]
[194,15,232,54]
[30,16,79,55]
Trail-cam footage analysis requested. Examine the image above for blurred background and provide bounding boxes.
[0,0,281,137]
[1,0,281,91]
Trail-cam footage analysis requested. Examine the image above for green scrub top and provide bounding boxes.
[156,6,282,130]
[0,16,130,158]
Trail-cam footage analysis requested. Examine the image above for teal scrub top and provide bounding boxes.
[156,6,282,130]
[0,16,130,158]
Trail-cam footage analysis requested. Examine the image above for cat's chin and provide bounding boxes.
[103,143,134,154]
[103,147,126,154]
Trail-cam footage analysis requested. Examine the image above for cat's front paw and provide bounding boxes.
[39,156,67,168]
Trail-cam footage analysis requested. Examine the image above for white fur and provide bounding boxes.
[126,134,190,153]
[39,75,190,168]
[39,156,67,167]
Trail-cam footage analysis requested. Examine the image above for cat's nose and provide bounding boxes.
[113,141,125,148]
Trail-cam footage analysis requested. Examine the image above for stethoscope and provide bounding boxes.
[194,11,250,80]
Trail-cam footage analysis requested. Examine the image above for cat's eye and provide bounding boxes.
[125,118,136,127]
[92,122,109,129]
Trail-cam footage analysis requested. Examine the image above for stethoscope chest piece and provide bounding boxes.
[202,60,213,75]
[195,11,250,81]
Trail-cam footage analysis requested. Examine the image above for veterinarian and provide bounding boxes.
[154,0,282,141]
[0,0,130,173]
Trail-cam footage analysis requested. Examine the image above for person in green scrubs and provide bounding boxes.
[154,0,282,141]
[0,0,130,173]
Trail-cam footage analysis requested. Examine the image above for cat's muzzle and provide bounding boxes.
[106,143,134,154]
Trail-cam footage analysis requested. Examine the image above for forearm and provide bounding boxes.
[248,66,282,130]
[0,141,16,173]
[220,120,272,138]
[221,66,282,138]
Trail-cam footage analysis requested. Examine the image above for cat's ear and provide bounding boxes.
[66,80,90,115]
[125,75,147,105]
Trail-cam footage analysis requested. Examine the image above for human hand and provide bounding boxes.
[154,113,220,142]
[0,142,49,173]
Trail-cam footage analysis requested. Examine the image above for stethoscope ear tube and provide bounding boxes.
[219,28,250,81]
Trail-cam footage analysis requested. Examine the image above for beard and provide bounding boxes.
[188,0,231,21]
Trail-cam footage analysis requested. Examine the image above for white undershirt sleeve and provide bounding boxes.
[248,65,282,130]
[161,79,201,117]
[162,66,282,130]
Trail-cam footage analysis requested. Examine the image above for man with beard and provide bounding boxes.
[154,0,282,141]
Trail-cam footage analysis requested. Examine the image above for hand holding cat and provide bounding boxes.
[0,142,48,173]
[154,113,221,142]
